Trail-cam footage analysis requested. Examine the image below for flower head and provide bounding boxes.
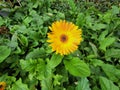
[0,82,6,90]
[47,20,82,55]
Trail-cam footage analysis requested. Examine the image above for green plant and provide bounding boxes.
[0,0,120,90]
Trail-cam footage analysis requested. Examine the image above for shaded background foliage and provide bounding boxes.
[0,0,120,90]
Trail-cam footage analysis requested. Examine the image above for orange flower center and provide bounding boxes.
[0,85,4,90]
[60,34,68,43]
[0,85,2,88]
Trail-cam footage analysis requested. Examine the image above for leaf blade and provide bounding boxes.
[64,57,90,77]
[0,46,11,63]
[99,76,119,90]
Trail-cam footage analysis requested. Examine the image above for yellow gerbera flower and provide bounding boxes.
[0,82,6,90]
[47,20,82,55]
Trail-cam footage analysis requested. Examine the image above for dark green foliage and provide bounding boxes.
[0,0,120,90]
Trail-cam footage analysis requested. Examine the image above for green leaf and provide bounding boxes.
[103,12,112,24]
[12,78,29,90]
[0,46,11,63]
[101,64,120,82]
[32,14,43,26]
[92,23,106,30]
[89,42,98,57]
[47,53,63,69]
[90,59,104,67]
[105,48,120,59]
[43,14,51,22]
[13,46,22,54]
[98,30,108,41]
[26,48,46,59]
[29,31,41,41]
[99,37,116,51]
[75,78,91,90]
[76,13,85,27]
[7,32,18,48]
[56,12,65,19]
[20,59,51,80]
[19,34,28,47]
[37,61,52,80]
[20,59,37,72]
[53,74,63,86]
[85,15,93,27]
[99,76,119,90]
[0,16,4,25]
[111,6,119,15]
[23,16,32,26]
[0,74,16,84]
[41,78,53,90]
[64,57,90,77]
[67,0,77,12]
